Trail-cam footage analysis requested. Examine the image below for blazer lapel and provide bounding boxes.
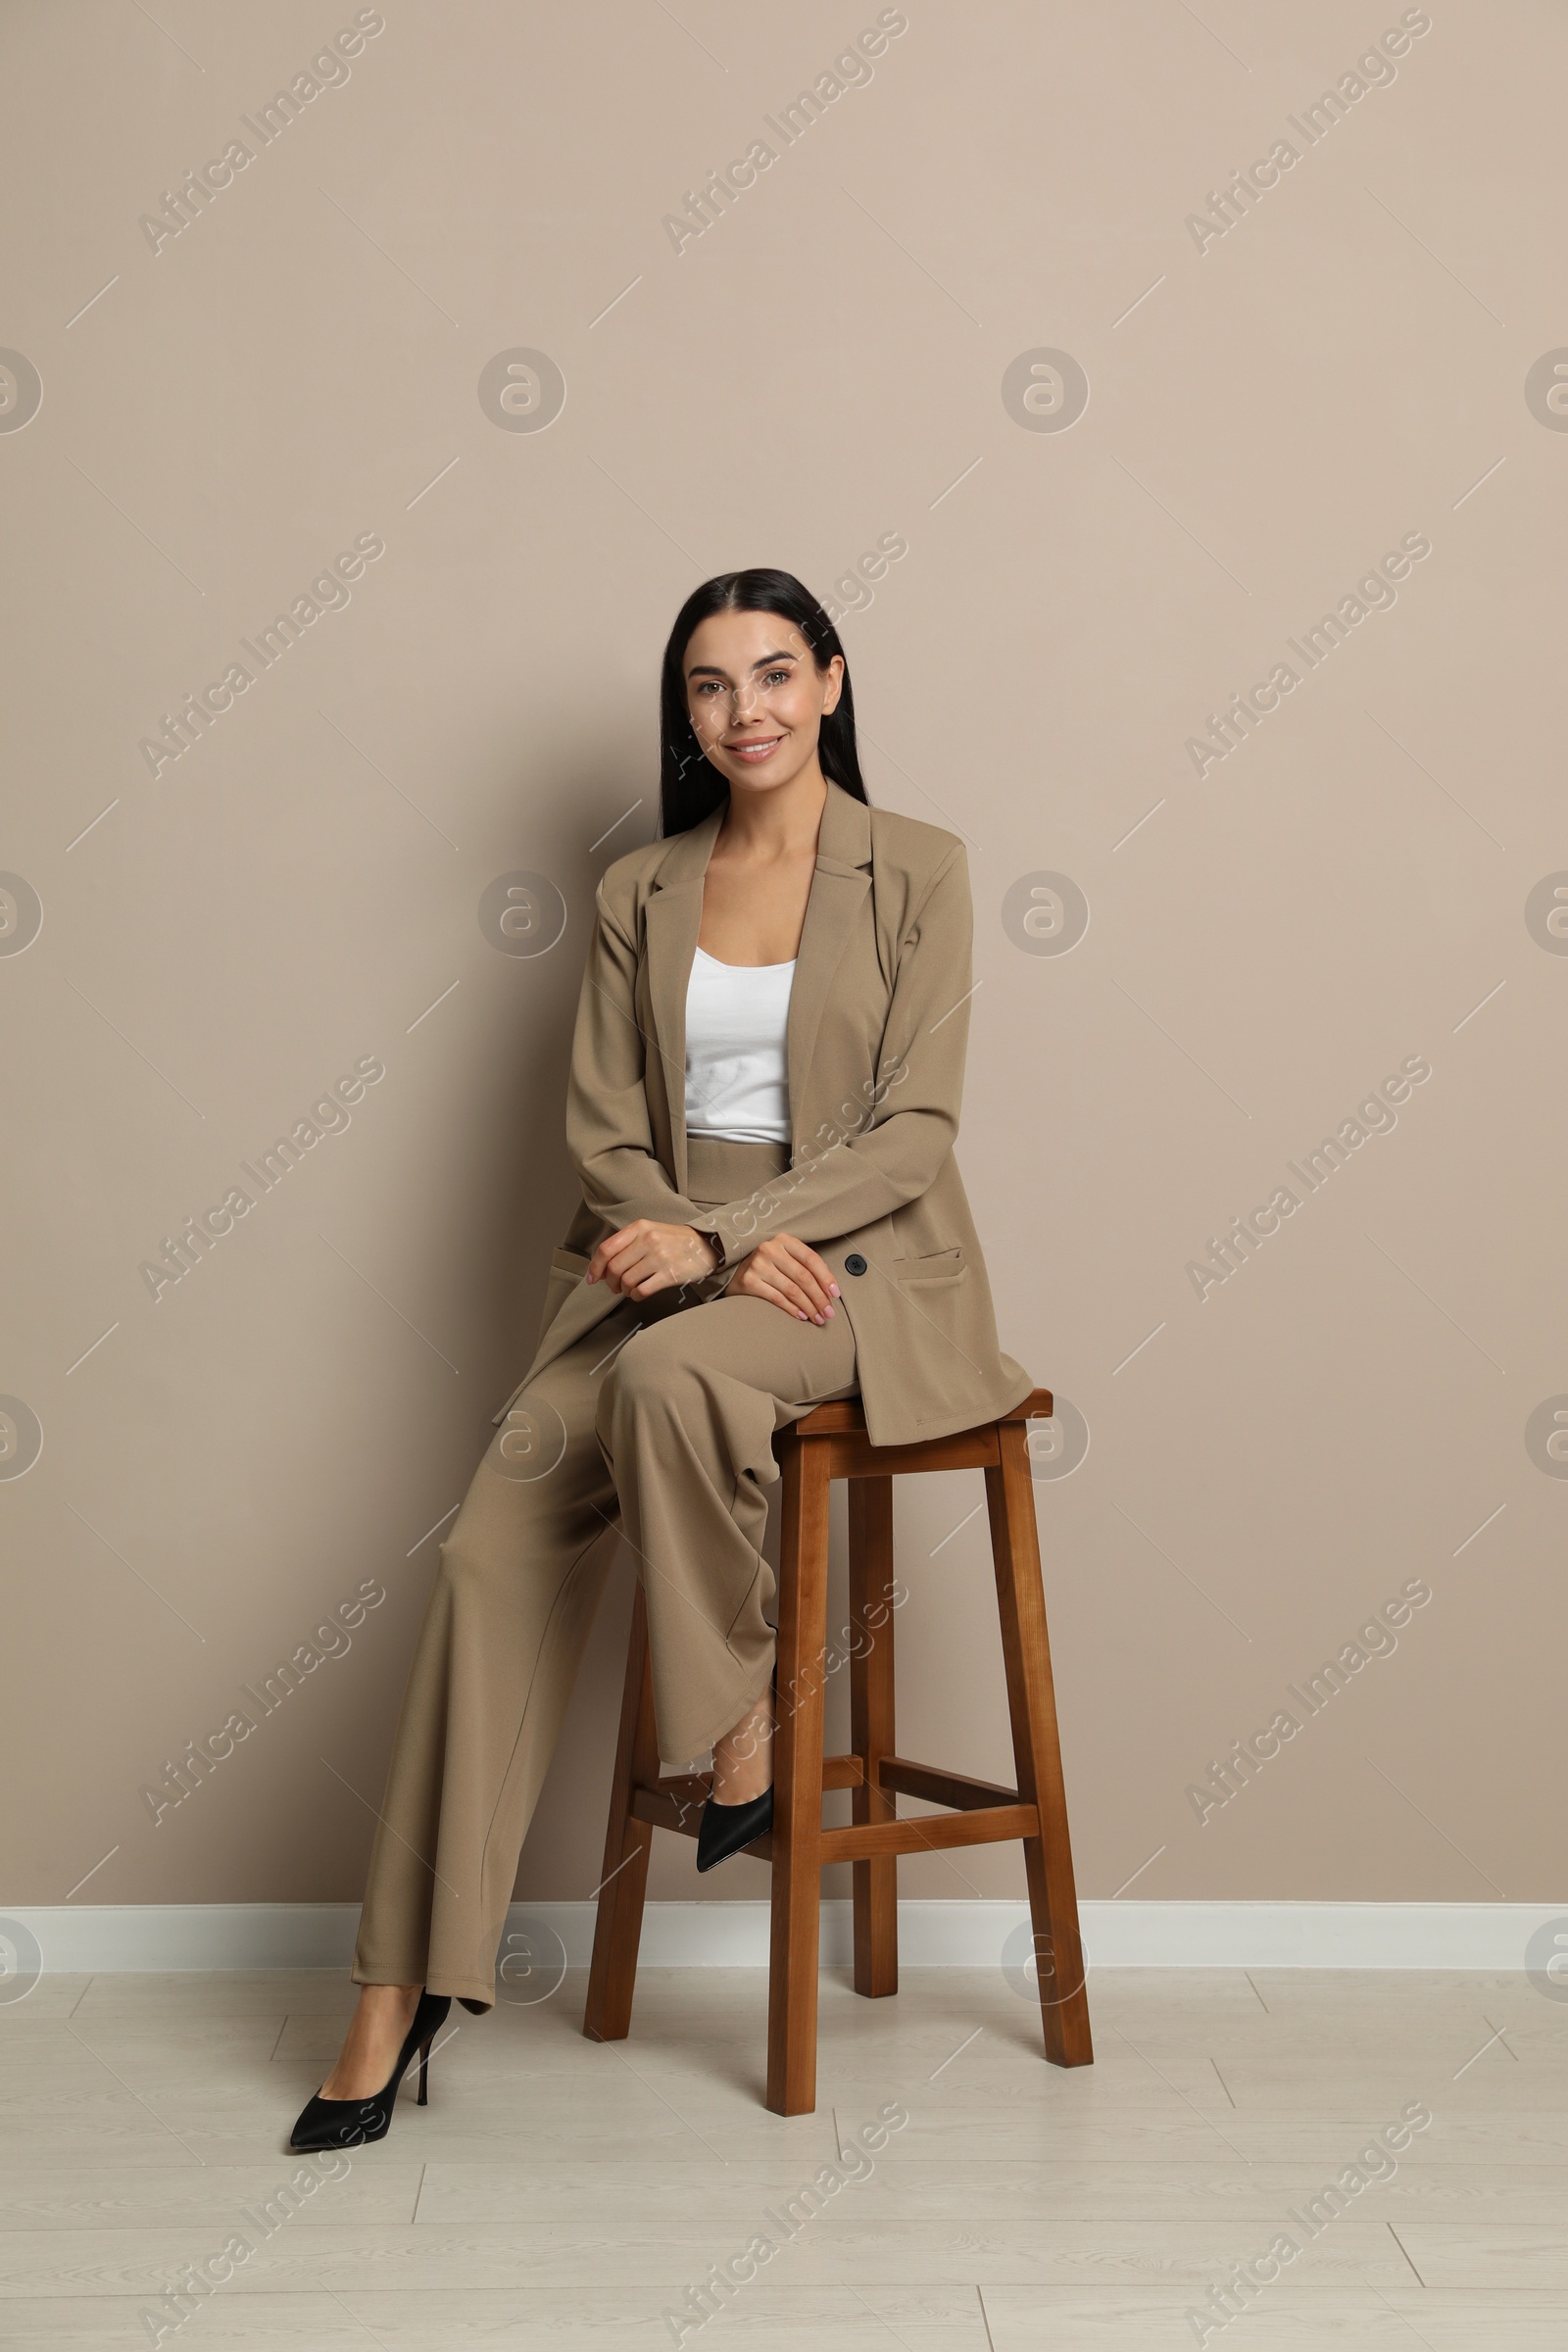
[642,806,723,1198]
[787,783,872,1156]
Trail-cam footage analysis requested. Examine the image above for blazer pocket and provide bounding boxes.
[539,1246,590,1337]
[895,1246,967,1288]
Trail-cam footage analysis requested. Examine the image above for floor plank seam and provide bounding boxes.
[1387,2220,1427,2286]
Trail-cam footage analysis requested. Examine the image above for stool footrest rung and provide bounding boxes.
[820,1803,1039,1862]
[625,1790,1038,1862]
[628,1778,708,1838]
[629,1754,865,1839]
[877,1755,1021,1812]
[630,1754,1025,1843]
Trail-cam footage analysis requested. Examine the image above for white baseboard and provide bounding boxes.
[4,1899,1554,1975]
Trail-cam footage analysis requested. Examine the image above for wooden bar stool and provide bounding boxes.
[581,1386,1093,2114]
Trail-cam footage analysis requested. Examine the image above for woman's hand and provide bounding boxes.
[586,1220,719,1298]
[723,1233,841,1324]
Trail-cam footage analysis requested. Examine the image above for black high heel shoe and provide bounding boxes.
[696,1784,773,1871]
[289,1988,450,2150]
[697,1666,778,1872]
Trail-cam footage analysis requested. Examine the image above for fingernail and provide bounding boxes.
[829,1283,840,1297]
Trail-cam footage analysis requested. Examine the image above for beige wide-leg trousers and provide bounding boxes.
[353,1138,858,2011]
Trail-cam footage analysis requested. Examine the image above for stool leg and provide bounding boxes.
[766,1433,831,2115]
[583,1583,658,2044]
[985,1422,1094,2068]
[849,1476,898,1999]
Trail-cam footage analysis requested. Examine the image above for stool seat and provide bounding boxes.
[583,1383,1093,2113]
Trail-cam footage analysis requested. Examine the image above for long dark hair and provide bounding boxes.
[658,568,868,836]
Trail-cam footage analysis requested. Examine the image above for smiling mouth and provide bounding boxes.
[727,735,784,762]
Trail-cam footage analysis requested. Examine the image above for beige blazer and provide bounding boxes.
[494,780,1033,1447]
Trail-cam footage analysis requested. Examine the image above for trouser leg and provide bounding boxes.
[353,1310,636,2010]
[597,1294,858,1769]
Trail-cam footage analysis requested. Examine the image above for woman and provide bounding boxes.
[290,567,1032,2149]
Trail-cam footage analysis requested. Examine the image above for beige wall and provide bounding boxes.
[2,0,1559,1921]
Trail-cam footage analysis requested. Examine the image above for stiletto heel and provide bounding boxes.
[289,1989,451,2150]
[416,2034,433,2106]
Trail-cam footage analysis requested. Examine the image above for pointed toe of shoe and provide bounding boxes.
[695,1786,773,1872]
[288,2091,391,2152]
[286,1992,451,2151]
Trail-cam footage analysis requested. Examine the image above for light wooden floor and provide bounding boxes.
[0,1963,1563,2346]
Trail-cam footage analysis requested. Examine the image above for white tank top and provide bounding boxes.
[684,946,795,1144]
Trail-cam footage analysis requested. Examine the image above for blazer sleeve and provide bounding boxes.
[700,842,973,1268]
[565,876,709,1237]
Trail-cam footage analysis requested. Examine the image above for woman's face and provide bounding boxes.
[683,609,844,799]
